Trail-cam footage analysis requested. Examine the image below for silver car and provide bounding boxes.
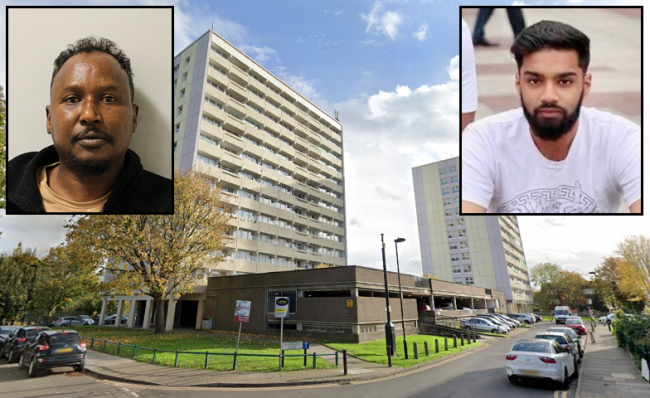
[477,315,514,330]
[462,318,508,334]
[53,316,89,327]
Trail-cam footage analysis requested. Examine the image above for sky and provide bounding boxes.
[0,0,647,285]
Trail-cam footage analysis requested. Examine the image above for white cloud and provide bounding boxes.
[361,1,403,41]
[275,66,324,106]
[238,44,278,63]
[413,23,428,42]
[447,56,459,81]
[337,66,460,275]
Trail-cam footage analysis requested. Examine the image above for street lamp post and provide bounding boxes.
[381,234,395,359]
[394,237,407,359]
[21,263,39,325]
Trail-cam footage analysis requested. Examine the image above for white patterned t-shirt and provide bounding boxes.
[461,107,640,213]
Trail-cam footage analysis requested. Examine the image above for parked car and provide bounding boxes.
[0,326,20,354]
[598,314,616,324]
[54,316,91,327]
[534,332,580,368]
[417,302,432,312]
[18,330,86,377]
[547,326,584,358]
[490,314,520,328]
[78,315,94,325]
[461,318,508,334]
[505,339,576,388]
[526,313,542,322]
[531,313,543,322]
[435,303,455,311]
[508,313,535,324]
[477,314,514,330]
[498,314,521,327]
[103,315,128,325]
[1,326,51,363]
[564,318,587,335]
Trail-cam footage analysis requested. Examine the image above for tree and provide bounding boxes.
[529,262,563,310]
[0,85,6,208]
[616,235,650,298]
[555,270,588,309]
[595,257,629,310]
[31,245,99,317]
[0,244,39,324]
[617,260,647,312]
[64,172,232,333]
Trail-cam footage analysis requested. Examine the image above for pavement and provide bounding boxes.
[83,338,483,388]
[576,322,650,398]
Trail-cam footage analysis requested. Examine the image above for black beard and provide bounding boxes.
[521,92,583,141]
[62,155,112,177]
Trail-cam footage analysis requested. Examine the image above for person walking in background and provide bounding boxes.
[462,18,477,132]
[473,7,526,46]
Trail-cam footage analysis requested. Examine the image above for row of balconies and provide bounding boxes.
[201,97,344,173]
[230,217,345,251]
[196,162,345,223]
[206,60,343,147]
[229,233,343,257]
[198,124,344,188]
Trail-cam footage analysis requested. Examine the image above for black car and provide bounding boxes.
[19,330,87,377]
[2,326,50,363]
[0,326,20,355]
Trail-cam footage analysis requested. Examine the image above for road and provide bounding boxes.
[0,322,579,398]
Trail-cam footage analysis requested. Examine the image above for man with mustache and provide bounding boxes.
[7,37,172,213]
[462,20,640,213]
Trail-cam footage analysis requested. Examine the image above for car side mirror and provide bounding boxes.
[564,346,571,352]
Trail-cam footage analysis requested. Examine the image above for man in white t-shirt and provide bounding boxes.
[462,20,640,214]
[462,19,477,132]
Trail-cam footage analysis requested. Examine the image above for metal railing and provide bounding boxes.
[615,329,650,371]
[82,337,338,371]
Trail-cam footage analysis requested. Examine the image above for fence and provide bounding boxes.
[615,329,650,370]
[82,337,338,371]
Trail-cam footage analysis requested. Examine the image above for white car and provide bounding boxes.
[505,339,576,388]
[599,314,615,324]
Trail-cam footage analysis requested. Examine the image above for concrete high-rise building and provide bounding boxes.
[412,158,533,313]
[173,30,346,276]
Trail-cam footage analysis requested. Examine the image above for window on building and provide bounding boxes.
[180,88,185,98]
[178,106,183,115]
[183,72,188,81]
[452,265,461,273]
[173,65,179,72]
[449,244,458,251]
[462,253,471,261]
[173,141,177,152]
[463,264,472,272]
[186,56,191,65]
[175,124,180,133]
[465,277,474,285]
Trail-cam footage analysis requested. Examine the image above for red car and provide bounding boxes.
[564,318,586,335]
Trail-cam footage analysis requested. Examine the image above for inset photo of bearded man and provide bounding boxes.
[460,7,641,214]
[6,6,173,214]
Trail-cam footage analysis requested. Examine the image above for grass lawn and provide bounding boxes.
[324,334,481,368]
[63,326,335,372]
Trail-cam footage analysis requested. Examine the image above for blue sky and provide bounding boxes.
[1,0,648,280]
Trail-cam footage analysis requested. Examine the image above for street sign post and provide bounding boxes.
[275,297,289,369]
[233,300,251,370]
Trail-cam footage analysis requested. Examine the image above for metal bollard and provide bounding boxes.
[117,342,122,355]
[232,351,238,370]
[445,338,449,351]
[90,337,95,349]
[453,336,457,348]
[461,335,465,346]
[435,339,439,353]
[424,341,429,356]
[174,350,179,367]
[590,330,596,344]
[343,350,348,375]
[281,350,285,368]
[205,351,209,369]
[473,331,477,343]
[413,342,418,359]
[312,352,316,369]
[152,348,157,364]
[132,345,138,359]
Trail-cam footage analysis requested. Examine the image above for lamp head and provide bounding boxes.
[395,238,406,243]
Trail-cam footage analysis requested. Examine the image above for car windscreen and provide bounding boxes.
[565,320,581,325]
[0,328,18,336]
[555,310,570,315]
[50,334,81,346]
[512,342,551,353]
[26,329,47,338]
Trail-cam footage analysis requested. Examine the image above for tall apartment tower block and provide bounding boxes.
[173,30,346,276]
[412,158,533,313]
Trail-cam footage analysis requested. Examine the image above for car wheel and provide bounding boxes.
[18,354,27,369]
[561,367,570,389]
[74,361,85,372]
[508,375,518,384]
[8,349,17,363]
[491,329,498,333]
[28,358,39,378]
[464,326,472,330]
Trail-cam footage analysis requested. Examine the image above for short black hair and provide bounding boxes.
[51,37,135,103]
[510,20,591,73]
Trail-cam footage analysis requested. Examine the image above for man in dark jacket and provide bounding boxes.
[7,36,172,213]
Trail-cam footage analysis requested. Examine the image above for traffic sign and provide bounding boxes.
[282,341,310,350]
